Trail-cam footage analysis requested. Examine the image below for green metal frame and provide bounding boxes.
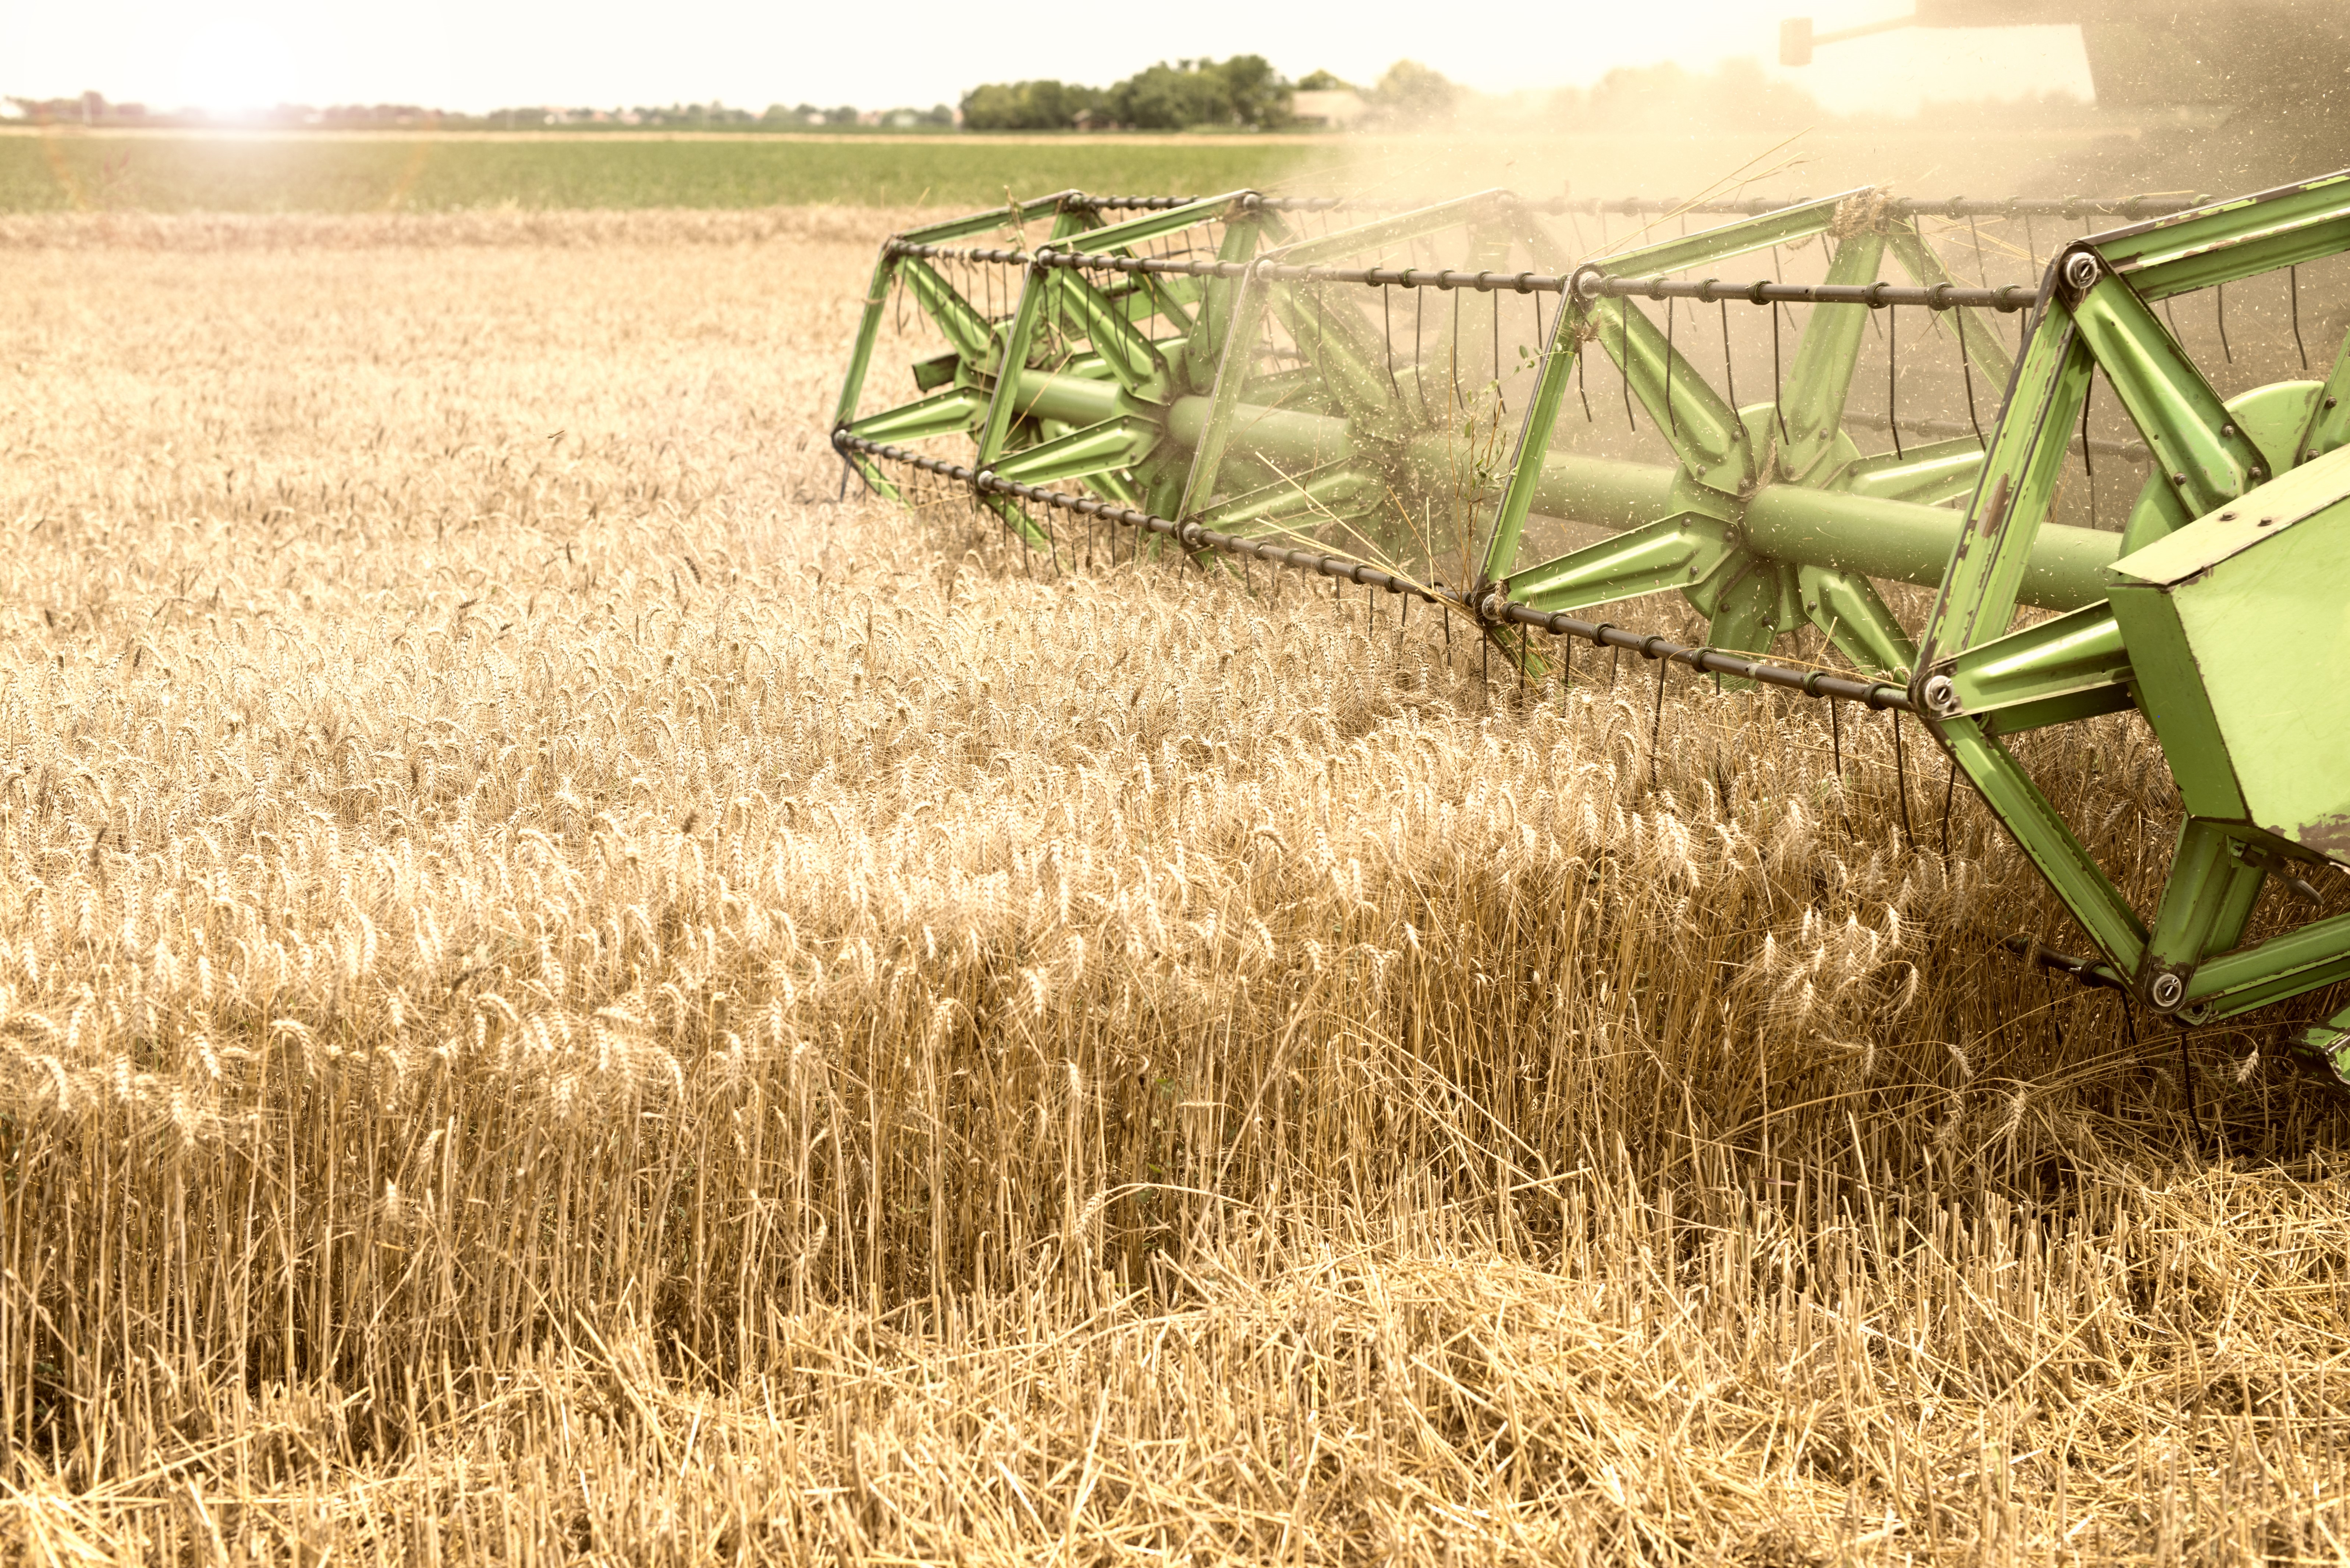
[1915,172,2350,1077]
[834,175,2350,1085]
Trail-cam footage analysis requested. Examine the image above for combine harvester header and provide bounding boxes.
[832,175,2350,1088]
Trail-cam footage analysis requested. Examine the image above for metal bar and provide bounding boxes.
[2092,171,2350,301]
[897,190,1085,246]
[1746,478,2119,611]
[1068,194,2214,221]
[885,240,2038,311]
[1570,273,2034,312]
[1581,292,1749,483]
[1058,191,1252,254]
[2186,908,2350,1018]
[889,360,2123,610]
[834,429,1916,712]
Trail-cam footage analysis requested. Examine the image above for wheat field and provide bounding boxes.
[0,207,2347,1565]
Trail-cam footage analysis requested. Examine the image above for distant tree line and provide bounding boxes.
[961,56,1290,132]
[959,58,1474,132]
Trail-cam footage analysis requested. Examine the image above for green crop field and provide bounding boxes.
[0,129,1339,213]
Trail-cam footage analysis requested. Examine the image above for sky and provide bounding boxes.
[0,1,2096,119]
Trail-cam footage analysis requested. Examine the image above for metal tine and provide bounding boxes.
[1413,263,1430,423]
[1382,286,1401,398]
[1888,295,1903,461]
[1772,301,1788,447]
[2293,264,2310,372]
[2081,369,2096,527]
[1492,286,1503,412]
[1622,304,1637,433]
[1892,708,1913,851]
[1452,285,1466,413]
[1665,295,1678,437]
[1956,306,1987,449]
[1648,653,1668,787]
[1719,295,1735,409]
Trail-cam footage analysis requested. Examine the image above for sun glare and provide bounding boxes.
[173,18,300,116]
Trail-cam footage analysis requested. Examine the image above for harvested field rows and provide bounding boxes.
[0,209,2346,1564]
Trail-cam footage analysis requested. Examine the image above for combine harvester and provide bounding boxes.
[831,175,2350,1089]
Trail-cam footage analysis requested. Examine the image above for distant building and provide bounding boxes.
[1288,89,1366,129]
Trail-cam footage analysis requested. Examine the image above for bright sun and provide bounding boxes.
[172,19,300,115]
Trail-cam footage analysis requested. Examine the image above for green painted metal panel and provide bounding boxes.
[2104,578,2248,819]
[2109,442,2350,862]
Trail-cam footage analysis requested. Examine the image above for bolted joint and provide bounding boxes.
[1921,673,1961,717]
[2060,248,2102,295]
[2146,969,2188,1012]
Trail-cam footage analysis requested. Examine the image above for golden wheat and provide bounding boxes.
[0,207,2344,1565]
